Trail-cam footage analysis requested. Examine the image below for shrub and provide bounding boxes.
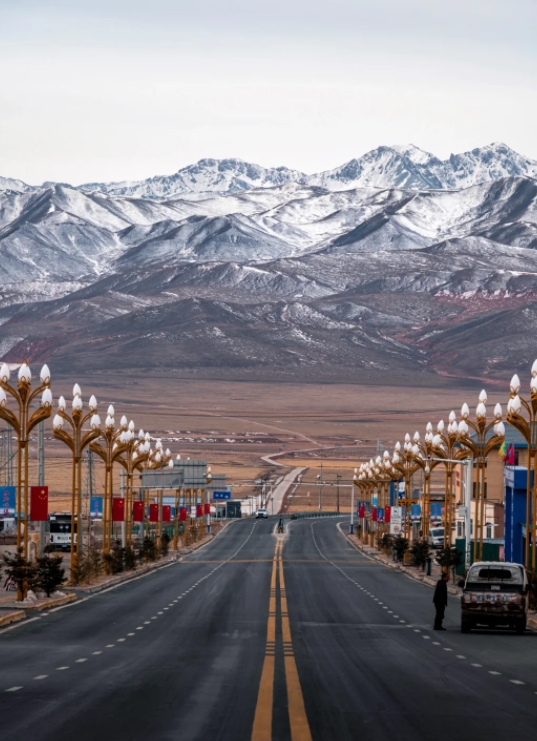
[36,553,65,597]
[393,535,409,563]
[2,548,38,600]
[160,532,171,557]
[410,539,430,570]
[141,537,157,563]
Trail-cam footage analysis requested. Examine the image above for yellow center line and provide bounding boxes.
[279,549,313,741]
[251,540,280,741]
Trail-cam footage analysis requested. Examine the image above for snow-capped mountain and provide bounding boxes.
[2,146,537,383]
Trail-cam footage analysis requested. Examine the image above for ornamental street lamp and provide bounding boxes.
[457,392,505,563]
[89,408,130,553]
[392,437,422,545]
[507,364,537,570]
[0,361,52,563]
[115,425,151,547]
[431,414,471,549]
[52,385,101,577]
[409,425,441,541]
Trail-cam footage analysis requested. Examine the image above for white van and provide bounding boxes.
[428,526,445,549]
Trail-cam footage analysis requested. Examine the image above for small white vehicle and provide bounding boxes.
[255,508,268,519]
[428,526,445,549]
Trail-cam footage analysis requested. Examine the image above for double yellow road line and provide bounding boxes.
[251,539,312,741]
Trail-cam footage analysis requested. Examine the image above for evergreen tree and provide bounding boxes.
[160,532,171,557]
[2,548,38,600]
[36,553,65,597]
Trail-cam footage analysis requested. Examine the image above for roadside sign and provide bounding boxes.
[390,506,402,535]
[90,497,103,520]
[213,491,231,500]
[1,486,16,516]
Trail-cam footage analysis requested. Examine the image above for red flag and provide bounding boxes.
[112,497,125,522]
[30,486,48,521]
[359,505,365,519]
[179,506,187,522]
[149,503,159,522]
[507,444,516,465]
[204,503,211,515]
[162,505,171,522]
[385,505,391,523]
[372,507,378,522]
[196,504,203,518]
[132,501,144,523]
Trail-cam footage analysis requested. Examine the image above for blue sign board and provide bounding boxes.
[430,503,442,520]
[213,491,231,500]
[1,486,16,517]
[90,497,103,520]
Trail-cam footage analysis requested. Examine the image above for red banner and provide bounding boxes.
[196,504,203,518]
[149,503,159,522]
[132,501,144,522]
[359,505,365,519]
[112,497,125,522]
[162,505,171,522]
[385,506,391,523]
[204,503,211,515]
[179,506,187,522]
[372,507,378,522]
[30,486,48,522]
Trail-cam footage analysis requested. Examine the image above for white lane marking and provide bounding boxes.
[127,633,135,636]
[443,648,453,652]
[56,666,69,670]
[423,636,431,640]
[34,675,48,680]
[471,664,482,667]
[5,686,23,692]
[105,645,114,648]
[144,621,151,624]
[399,620,406,623]
[75,659,87,663]
[92,651,102,655]
[163,608,169,610]
[388,611,393,614]
[510,680,525,685]
[489,671,501,675]
[151,617,157,620]
[117,638,126,642]
[157,612,163,615]
[136,627,143,630]
[394,615,399,618]
[456,655,466,659]
[432,642,441,645]
[414,629,421,633]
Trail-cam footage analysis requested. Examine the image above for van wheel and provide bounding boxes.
[515,619,527,635]
[461,619,471,633]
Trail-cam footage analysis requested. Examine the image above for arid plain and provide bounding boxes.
[34,371,508,513]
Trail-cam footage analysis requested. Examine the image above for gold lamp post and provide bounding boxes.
[431,413,471,549]
[391,436,422,545]
[506,365,537,570]
[52,385,101,577]
[457,392,505,563]
[0,361,52,562]
[409,425,440,540]
[115,425,152,547]
[89,407,130,554]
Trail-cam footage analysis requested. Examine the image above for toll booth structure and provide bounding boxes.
[504,465,533,566]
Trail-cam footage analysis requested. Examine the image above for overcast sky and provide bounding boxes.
[1,0,536,184]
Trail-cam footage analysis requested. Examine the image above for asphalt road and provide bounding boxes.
[0,517,536,741]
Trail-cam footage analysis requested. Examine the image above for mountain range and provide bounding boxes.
[1,142,537,384]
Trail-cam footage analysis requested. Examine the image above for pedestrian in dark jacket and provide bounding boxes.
[433,572,449,630]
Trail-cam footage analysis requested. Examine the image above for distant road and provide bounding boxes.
[1,519,537,740]
[267,466,306,514]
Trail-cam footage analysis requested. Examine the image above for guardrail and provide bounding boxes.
[289,511,343,520]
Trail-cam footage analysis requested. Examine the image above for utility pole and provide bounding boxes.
[7,424,13,486]
[336,473,341,514]
[38,420,45,556]
[317,462,323,512]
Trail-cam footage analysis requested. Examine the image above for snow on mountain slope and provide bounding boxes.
[0,175,34,194]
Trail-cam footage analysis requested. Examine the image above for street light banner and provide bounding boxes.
[179,506,187,522]
[359,505,365,519]
[410,504,421,521]
[30,486,48,521]
[90,497,103,520]
[196,504,203,518]
[204,503,211,515]
[132,501,144,522]
[377,507,384,523]
[112,497,125,522]
[389,506,403,535]
[385,505,391,523]
[372,507,378,522]
[1,486,16,516]
[149,504,159,522]
[162,505,171,522]
[430,503,442,520]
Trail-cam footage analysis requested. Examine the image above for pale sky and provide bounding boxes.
[1,0,536,185]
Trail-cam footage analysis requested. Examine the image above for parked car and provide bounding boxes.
[256,508,268,519]
[428,526,445,549]
[458,561,530,634]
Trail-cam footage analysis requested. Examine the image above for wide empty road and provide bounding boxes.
[1,517,537,741]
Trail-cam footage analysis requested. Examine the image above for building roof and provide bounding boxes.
[470,422,527,449]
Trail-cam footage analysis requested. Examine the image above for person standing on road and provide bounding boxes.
[433,572,449,630]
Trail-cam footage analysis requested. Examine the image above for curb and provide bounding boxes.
[0,610,25,627]
[0,593,77,612]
